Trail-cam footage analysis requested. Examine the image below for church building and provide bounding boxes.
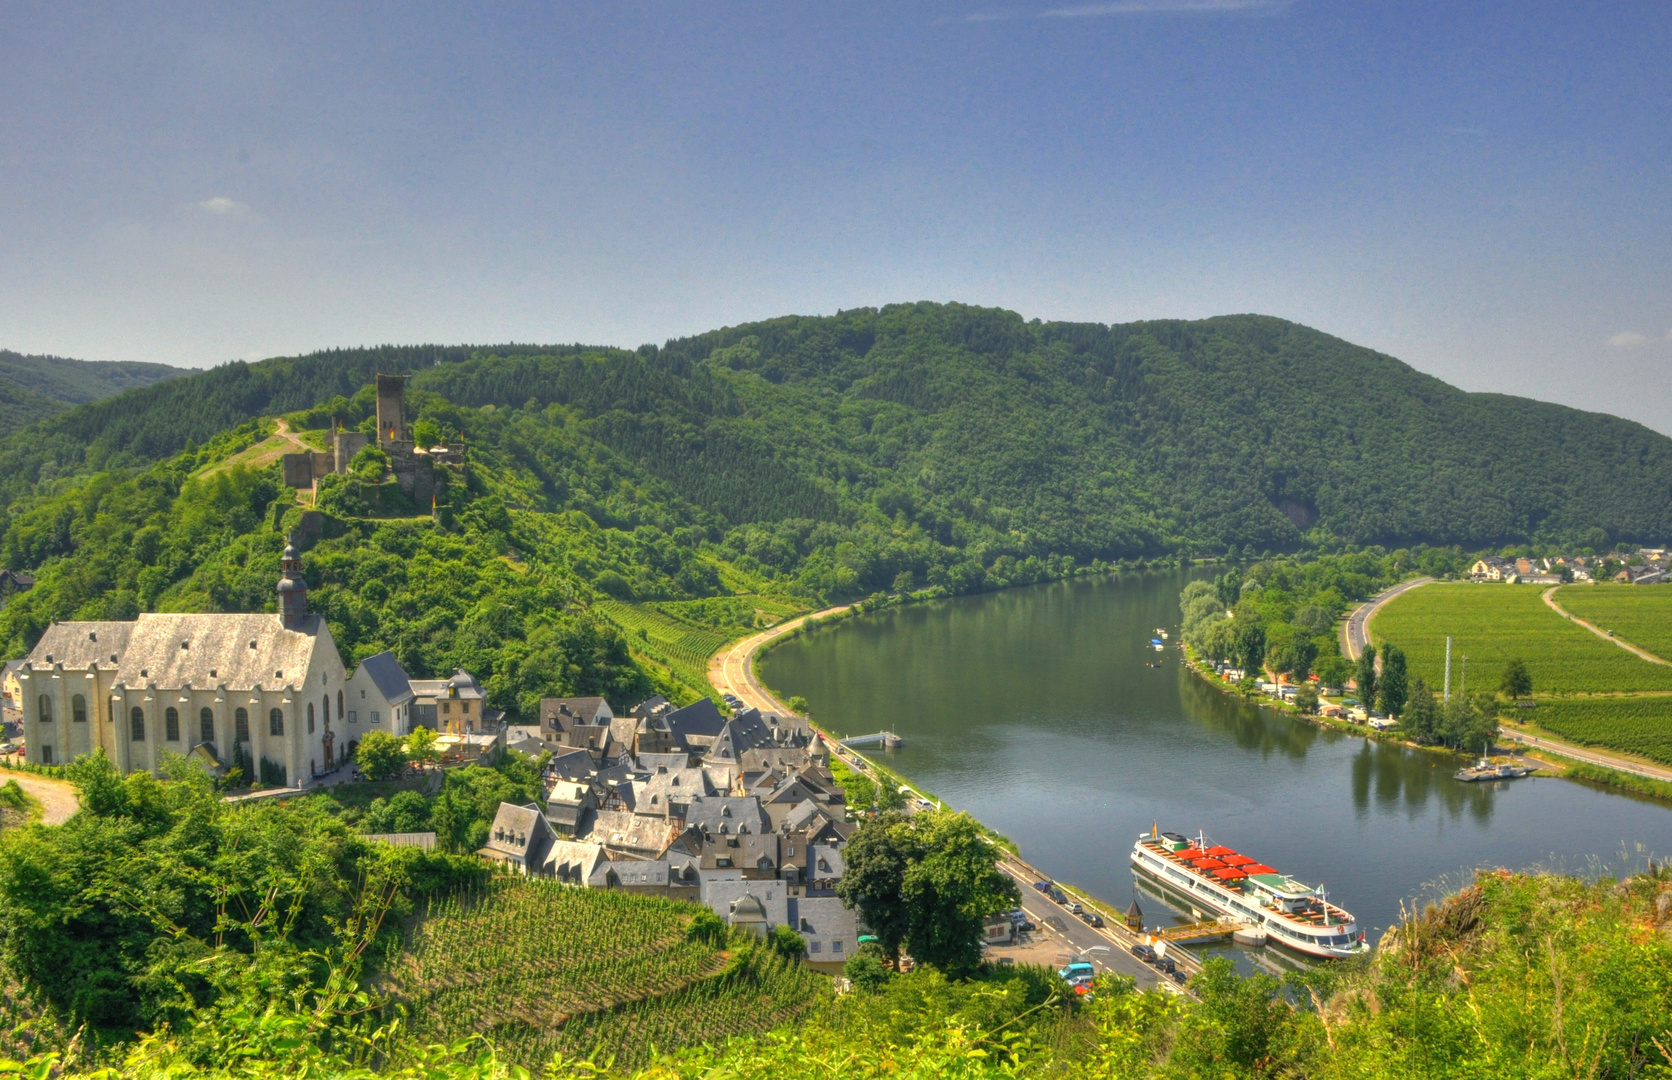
[18,538,350,786]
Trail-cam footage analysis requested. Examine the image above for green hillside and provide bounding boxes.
[0,350,187,439]
[387,879,824,1070]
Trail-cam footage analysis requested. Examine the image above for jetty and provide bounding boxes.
[838,730,904,748]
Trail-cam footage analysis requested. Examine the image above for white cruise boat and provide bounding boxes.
[1130,828,1368,959]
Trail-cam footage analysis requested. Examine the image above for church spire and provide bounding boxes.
[277,533,309,628]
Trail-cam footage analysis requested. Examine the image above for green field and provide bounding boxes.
[1523,696,1672,767]
[1551,584,1672,663]
[1370,583,1672,695]
[593,600,734,701]
[388,878,825,1070]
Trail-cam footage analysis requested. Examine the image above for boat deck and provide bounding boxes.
[1136,839,1355,931]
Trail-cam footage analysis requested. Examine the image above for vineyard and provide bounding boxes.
[1552,585,1672,664]
[386,878,826,1070]
[1371,584,1672,695]
[1524,697,1672,767]
[594,600,736,700]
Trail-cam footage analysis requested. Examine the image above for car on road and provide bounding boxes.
[1079,910,1104,928]
[1158,957,1176,976]
[1130,943,1158,964]
[1046,887,1068,904]
[1066,901,1083,915]
[1033,880,1054,893]
[1058,961,1096,983]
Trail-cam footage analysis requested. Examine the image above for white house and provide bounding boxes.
[344,651,417,735]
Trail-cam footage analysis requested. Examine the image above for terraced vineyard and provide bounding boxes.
[387,879,825,1070]
[1371,584,1672,695]
[1526,697,1672,767]
[1552,585,1672,663]
[594,600,736,700]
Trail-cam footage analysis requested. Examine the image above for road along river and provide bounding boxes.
[761,569,1672,967]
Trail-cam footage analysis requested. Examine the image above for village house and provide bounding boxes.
[479,802,556,874]
[343,651,417,734]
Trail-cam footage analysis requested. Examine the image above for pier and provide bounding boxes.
[838,730,904,748]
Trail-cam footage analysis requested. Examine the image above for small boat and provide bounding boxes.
[1454,759,1534,782]
[1160,630,1169,640]
[1149,638,1164,650]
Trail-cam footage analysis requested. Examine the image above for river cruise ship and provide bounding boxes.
[1130,828,1368,959]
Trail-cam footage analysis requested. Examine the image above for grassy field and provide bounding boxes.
[1551,584,1672,663]
[386,878,825,1070]
[1370,583,1672,695]
[1521,696,1672,767]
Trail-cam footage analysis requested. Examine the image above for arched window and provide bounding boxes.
[72,695,87,723]
[37,696,51,723]
[200,707,214,744]
[165,707,180,742]
[307,703,315,734]
[322,695,330,724]
[269,708,284,737]
[337,690,344,722]
[130,706,145,742]
[235,708,250,743]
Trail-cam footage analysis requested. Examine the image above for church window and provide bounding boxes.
[165,707,180,742]
[130,707,145,742]
[308,703,315,733]
[337,690,344,720]
[322,695,329,723]
[269,708,283,736]
[37,696,51,723]
[72,695,86,723]
[200,708,214,744]
[235,708,250,743]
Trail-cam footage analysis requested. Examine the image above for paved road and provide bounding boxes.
[1499,726,1672,784]
[707,605,848,716]
[1541,587,1671,666]
[2,770,78,824]
[1341,577,1435,661]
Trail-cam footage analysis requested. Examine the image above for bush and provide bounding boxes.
[356,730,407,781]
[844,952,891,993]
[767,924,808,961]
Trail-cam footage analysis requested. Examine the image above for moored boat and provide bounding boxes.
[1130,828,1368,959]
[1454,759,1534,782]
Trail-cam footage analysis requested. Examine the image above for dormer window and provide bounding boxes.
[250,641,257,649]
[88,632,97,642]
[180,641,189,650]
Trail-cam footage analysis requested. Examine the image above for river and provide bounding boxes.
[761,569,1672,960]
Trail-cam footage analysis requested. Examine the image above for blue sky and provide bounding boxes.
[3,2,1669,429]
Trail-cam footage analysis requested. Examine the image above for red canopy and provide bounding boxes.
[1205,845,1237,857]
[1212,867,1248,880]
[1242,864,1277,876]
[1221,854,1256,867]
[1191,857,1226,869]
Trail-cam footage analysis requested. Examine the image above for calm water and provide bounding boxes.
[764,570,1672,953]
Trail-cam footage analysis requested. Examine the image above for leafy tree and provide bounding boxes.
[348,444,389,482]
[844,951,892,993]
[404,727,439,768]
[1315,654,1353,690]
[1499,658,1533,700]
[355,730,407,781]
[1401,678,1440,742]
[1378,644,1408,716]
[787,696,810,716]
[836,810,1018,975]
[1292,684,1319,713]
[1355,644,1378,705]
[412,419,441,449]
[1293,604,1335,637]
[360,789,430,833]
[1234,617,1267,674]
[766,924,808,961]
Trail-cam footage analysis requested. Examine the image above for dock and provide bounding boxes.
[838,730,904,748]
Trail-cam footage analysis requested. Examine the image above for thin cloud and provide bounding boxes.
[199,196,248,215]
[1607,331,1651,349]
[1041,0,1289,16]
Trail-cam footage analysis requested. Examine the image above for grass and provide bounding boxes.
[1551,584,1672,663]
[1519,697,1672,767]
[0,780,39,830]
[387,878,825,1071]
[1370,582,1672,696]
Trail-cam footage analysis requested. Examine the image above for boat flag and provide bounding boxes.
[1151,821,1158,840]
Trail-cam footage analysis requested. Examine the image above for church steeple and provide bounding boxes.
[277,534,309,628]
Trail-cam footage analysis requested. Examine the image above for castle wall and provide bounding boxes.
[334,431,369,473]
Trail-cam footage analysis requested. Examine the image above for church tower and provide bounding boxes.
[277,535,309,627]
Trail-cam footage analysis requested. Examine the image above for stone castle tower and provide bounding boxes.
[376,374,410,449]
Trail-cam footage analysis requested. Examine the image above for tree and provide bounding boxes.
[1293,605,1335,638]
[1292,684,1319,714]
[1401,678,1439,742]
[844,951,892,993]
[1355,644,1377,705]
[766,924,808,961]
[1315,654,1353,691]
[787,696,810,716]
[355,730,407,781]
[405,727,439,768]
[413,419,441,449]
[836,810,1018,974]
[1499,659,1533,701]
[1378,645,1408,717]
[1234,618,1267,674]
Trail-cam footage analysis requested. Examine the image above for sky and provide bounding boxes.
[2,2,1669,429]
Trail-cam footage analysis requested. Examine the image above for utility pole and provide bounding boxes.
[1444,636,1452,703]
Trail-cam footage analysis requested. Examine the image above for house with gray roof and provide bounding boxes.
[480,802,557,874]
[544,838,609,885]
[345,650,417,734]
[787,895,860,967]
[701,877,789,937]
[683,796,772,840]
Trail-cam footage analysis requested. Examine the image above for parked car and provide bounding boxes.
[1066,901,1084,915]
[1080,911,1104,928]
[1033,880,1054,893]
[1058,961,1096,983]
[1158,957,1176,975]
[1130,943,1157,964]
[1047,887,1068,905]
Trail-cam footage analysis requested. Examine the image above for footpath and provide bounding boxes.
[709,607,1194,994]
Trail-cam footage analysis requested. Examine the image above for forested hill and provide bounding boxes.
[0,349,188,439]
[5,304,1671,553]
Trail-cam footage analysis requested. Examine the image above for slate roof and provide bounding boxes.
[665,698,726,742]
[27,613,330,691]
[480,802,555,867]
[409,669,485,700]
[701,878,788,929]
[586,808,673,856]
[684,796,771,837]
[356,650,415,706]
[544,839,608,884]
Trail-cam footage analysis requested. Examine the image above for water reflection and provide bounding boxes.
[766,569,1672,942]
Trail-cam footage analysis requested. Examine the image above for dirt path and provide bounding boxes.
[1341,577,1434,661]
[1542,586,1671,666]
[706,605,849,716]
[2,771,78,824]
